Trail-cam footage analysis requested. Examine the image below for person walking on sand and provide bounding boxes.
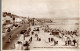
[48,38,50,42]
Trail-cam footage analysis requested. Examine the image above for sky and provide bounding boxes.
[2,0,79,19]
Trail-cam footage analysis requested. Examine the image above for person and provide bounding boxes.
[69,39,71,45]
[35,27,40,33]
[51,38,54,42]
[54,40,58,46]
[31,31,34,35]
[64,36,68,46]
[15,41,23,50]
[73,39,77,46]
[23,41,30,50]
[35,34,38,37]
[29,37,32,42]
[7,27,11,32]
[28,27,31,32]
[48,38,50,42]
[24,35,25,40]
[67,37,71,45]
[38,38,41,41]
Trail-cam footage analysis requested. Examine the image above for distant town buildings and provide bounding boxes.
[2,12,53,33]
[2,12,27,33]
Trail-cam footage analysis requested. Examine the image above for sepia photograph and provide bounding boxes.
[1,0,80,51]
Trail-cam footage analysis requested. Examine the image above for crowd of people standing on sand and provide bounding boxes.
[42,25,78,46]
[14,26,41,50]
[7,24,78,50]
